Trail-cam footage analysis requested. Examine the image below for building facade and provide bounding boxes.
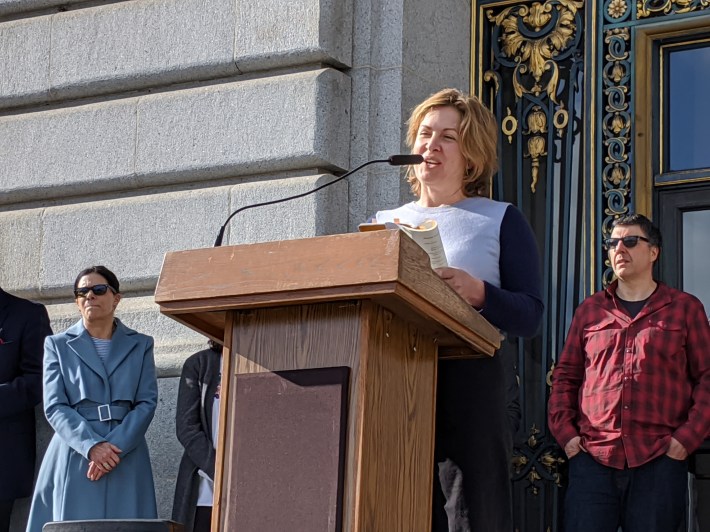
[473,2,710,530]
[1,0,708,530]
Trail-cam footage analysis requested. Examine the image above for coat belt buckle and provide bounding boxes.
[98,404,112,422]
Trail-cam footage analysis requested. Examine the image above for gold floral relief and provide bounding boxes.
[512,424,565,494]
[525,106,549,192]
[607,0,628,18]
[609,165,626,186]
[527,136,547,193]
[637,0,710,18]
[487,0,584,102]
[528,107,548,134]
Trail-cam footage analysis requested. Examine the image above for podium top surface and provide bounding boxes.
[155,230,500,355]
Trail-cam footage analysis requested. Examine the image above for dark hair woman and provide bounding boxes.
[26,266,158,531]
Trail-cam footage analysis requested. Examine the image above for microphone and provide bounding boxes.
[213,154,424,247]
[386,154,424,166]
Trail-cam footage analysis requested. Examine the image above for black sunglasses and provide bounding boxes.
[74,284,116,298]
[604,235,651,249]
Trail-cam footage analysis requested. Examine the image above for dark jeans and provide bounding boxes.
[565,452,687,532]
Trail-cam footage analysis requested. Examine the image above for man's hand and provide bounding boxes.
[666,437,689,460]
[564,436,587,459]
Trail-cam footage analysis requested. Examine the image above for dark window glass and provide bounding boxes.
[668,45,710,172]
[683,209,710,313]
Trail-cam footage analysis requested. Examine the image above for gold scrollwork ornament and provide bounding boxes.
[527,424,541,448]
[553,106,569,136]
[527,136,547,193]
[527,468,543,495]
[637,0,709,18]
[483,71,500,97]
[487,0,584,102]
[501,107,518,144]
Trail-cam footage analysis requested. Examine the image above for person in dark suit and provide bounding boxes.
[0,288,52,532]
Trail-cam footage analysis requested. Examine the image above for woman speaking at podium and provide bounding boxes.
[375,89,543,531]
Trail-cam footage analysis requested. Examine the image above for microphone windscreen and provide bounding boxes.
[388,154,424,166]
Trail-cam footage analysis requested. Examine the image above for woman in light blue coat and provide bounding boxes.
[27,266,158,532]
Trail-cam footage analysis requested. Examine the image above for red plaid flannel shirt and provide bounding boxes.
[548,281,710,469]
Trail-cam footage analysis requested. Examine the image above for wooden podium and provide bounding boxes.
[155,230,500,532]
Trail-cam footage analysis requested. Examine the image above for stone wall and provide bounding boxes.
[0,0,471,528]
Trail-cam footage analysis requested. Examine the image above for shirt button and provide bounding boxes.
[624,405,629,409]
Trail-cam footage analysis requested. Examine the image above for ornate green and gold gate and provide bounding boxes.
[471,1,710,529]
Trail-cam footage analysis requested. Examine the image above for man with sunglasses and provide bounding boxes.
[0,287,52,532]
[548,213,710,532]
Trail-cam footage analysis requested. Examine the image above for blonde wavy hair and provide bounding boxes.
[405,88,498,198]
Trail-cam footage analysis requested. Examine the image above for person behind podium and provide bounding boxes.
[0,287,52,532]
[26,266,158,532]
[375,88,543,531]
[172,340,223,532]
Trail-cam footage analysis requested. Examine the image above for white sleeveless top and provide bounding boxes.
[376,196,509,288]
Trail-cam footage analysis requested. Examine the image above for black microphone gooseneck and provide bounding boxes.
[213,154,423,247]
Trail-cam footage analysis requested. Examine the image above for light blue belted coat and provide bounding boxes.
[26,319,158,532]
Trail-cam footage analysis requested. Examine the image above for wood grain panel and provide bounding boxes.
[155,233,402,302]
[155,231,500,356]
[212,312,234,532]
[354,302,437,531]
[157,232,502,531]
[215,301,437,531]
